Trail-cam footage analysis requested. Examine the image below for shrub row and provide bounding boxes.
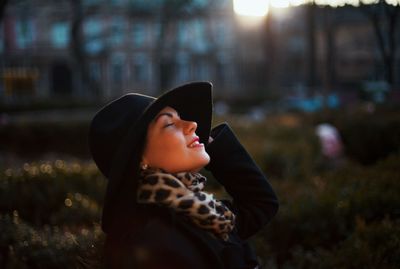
[2,105,400,167]
[0,160,105,226]
[0,214,104,269]
[1,107,399,268]
[254,153,400,268]
[0,122,91,159]
[1,154,399,268]
[311,105,400,165]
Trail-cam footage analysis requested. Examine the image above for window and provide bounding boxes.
[84,18,104,54]
[193,60,209,80]
[111,0,125,5]
[217,52,229,85]
[83,0,101,6]
[192,19,207,52]
[192,0,208,7]
[177,22,189,46]
[132,53,149,82]
[110,17,125,47]
[216,0,230,8]
[15,18,35,49]
[132,23,145,47]
[151,22,161,43]
[51,22,70,48]
[176,53,189,82]
[215,20,230,45]
[89,62,101,82]
[111,54,124,84]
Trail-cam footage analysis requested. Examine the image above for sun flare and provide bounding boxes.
[233,0,270,17]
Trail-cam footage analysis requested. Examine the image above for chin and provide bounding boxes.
[200,152,210,165]
[185,155,210,173]
[199,156,211,170]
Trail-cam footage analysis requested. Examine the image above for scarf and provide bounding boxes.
[137,167,236,241]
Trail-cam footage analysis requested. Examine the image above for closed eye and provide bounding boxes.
[164,122,174,128]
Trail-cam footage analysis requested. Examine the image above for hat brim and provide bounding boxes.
[141,81,213,145]
[102,81,213,232]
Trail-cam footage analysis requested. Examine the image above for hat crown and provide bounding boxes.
[89,94,155,177]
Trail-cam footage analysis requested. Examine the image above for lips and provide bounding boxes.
[188,137,203,148]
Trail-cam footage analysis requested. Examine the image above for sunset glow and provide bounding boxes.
[233,0,399,17]
[233,0,269,16]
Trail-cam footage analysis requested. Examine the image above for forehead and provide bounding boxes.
[151,106,179,125]
[157,106,177,114]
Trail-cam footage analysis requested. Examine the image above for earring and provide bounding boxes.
[141,163,149,170]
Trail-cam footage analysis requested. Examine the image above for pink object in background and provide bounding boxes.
[315,123,343,159]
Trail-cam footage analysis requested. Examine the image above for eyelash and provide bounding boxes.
[164,122,174,128]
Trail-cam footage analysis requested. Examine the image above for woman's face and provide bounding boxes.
[142,106,210,173]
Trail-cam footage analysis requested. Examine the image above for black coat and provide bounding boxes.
[103,123,279,269]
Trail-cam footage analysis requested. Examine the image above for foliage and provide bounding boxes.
[0,122,91,159]
[1,107,400,268]
[219,113,322,180]
[312,105,400,165]
[0,160,106,268]
[0,213,104,269]
[0,160,105,227]
[253,153,400,268]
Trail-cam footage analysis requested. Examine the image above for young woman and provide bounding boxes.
[89,82,279,269]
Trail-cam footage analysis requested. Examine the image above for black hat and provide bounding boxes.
[89,81,213,232]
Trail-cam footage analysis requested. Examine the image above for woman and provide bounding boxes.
[89,82,279,269]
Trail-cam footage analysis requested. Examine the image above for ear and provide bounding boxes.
[140,157,149,170]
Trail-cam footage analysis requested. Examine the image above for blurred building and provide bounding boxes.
[264,4,399,101]
[0,0,238,102]
[0,0,399,104]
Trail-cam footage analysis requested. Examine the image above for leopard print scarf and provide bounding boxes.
[137,167,236,241]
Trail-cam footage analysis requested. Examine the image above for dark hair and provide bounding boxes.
[103,125,149,234]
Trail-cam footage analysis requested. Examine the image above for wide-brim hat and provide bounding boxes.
[89,81,213,232]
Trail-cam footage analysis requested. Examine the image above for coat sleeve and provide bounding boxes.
[205,123,279,240]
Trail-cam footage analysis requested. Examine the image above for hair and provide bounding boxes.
[103,118,151,234]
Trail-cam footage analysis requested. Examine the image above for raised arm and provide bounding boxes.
[205,123,279,240]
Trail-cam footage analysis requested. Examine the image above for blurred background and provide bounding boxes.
[0,0,399,268]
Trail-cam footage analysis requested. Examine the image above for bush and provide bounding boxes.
[312,105,400,165]
[221,114,321,180]
[0,160,105,227]
[0,160,106,268]
[0,214,104,269]
[1,108,399,268]
[254,153,400,268]
[285,218,400,269]
[0,122,91,159]
[313,218,400,269]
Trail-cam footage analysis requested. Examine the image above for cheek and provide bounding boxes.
[150,133,185,157]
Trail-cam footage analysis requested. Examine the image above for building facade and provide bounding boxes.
[1,0,398,105]
[0,0,238,102]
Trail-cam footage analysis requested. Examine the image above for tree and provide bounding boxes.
[154,0,209,92]
[0,0,9,21]
[305,0,399,98]
[360,0,400,89]
[306,2,317,97]
[69,0,102,98]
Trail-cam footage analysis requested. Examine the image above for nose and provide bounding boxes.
[183,120,197,135]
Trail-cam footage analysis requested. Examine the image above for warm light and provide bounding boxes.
[384,0,399,5]
[234,0,399,16]
[290,0,306,6]
[270,0,290,8]
[233,0,269,17]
